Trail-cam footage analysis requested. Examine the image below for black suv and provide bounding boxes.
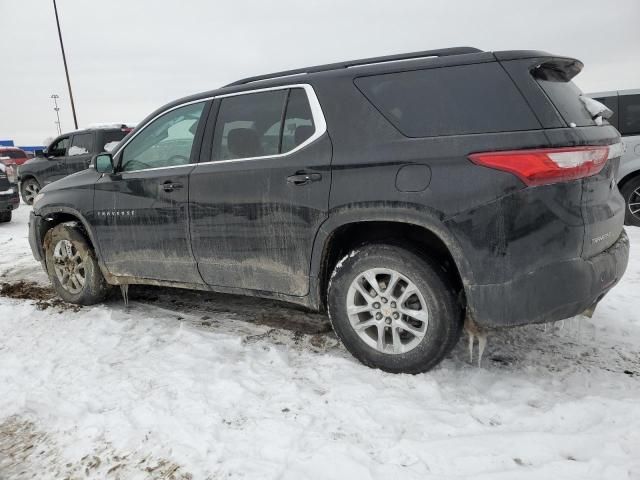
[28,47,629,373]
[18,125,132,204]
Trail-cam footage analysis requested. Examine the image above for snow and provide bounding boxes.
[103,141,120,152]
[1,205,640,479]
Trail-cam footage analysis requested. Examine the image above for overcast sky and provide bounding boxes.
[1,0,639,145]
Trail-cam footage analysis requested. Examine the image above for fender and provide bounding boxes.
[307,201,475,309]
[35,205,109,277]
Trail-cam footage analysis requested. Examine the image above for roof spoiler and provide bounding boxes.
[531,58,584,82]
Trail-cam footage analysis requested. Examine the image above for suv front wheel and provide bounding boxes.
[44,223,110,305]
[327,244,462,374]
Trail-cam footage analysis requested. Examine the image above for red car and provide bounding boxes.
[0,147,28,184]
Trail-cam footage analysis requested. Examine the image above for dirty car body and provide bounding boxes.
[29,47,628,359]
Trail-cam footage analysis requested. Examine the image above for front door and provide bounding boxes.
[42,135,70,185]
[65,132,95,176]
[91,100,210,283]
[189,86,331,296]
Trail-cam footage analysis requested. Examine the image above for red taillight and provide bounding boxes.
[469,145,615,186]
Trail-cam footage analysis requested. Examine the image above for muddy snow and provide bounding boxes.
[1,204,639,479]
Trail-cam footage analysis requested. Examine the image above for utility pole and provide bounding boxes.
[52,0,78,129]
[51,94,62,135]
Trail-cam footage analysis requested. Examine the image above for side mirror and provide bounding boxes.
[94,153,114,174]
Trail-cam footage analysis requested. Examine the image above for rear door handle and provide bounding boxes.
[163,181,183,192]
[286,172,322,186]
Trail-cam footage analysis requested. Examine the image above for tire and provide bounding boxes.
[21,178,40,205]
[620,175,640,227]
[327,244,463,374]
[44,223,109,305]
[0,210,11,223]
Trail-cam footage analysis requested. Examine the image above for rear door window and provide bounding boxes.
[68,133,94,156]
[619,94,640,136]
[102,130,128,151]
[354,63,540,137]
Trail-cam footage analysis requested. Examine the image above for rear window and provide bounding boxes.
[535,79,595,127]
[354,63,539,137]
[593,95,618,130]
[0,150,26,159]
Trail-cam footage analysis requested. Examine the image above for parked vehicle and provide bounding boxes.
[29,47,629,373]
[0,147,30,166]
[588,90,640,226]
[17,125,132,204]
[0,162,19,222]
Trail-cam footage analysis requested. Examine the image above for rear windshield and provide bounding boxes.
[354,63,540,137]
[535,78,595,127]
[0,150,26,159]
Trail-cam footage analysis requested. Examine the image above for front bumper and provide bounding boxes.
[468,229,630,327]
[0,186,19,212]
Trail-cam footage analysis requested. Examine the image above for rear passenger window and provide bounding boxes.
[282,88,314,153]
[213,90,287,161]
[212,88,316,161]
[354,63,540,137]
[68,133,94,156]
[619,94,640,136]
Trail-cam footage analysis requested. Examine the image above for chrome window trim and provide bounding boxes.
[113,84,326,174]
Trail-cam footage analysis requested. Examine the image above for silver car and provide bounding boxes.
[589,89,640,226]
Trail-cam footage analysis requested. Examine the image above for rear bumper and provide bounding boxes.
[468,229,630,327]
[0,187,19,211]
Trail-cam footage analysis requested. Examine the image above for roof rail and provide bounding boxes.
[225,47,483,87]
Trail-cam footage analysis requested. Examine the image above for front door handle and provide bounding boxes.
[286,172,322,186]
[163,181,183,192]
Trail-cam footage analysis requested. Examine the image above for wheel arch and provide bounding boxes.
[36,206,108,278]
[310,205,473,311]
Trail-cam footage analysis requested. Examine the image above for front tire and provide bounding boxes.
[327,244,462,374]
[21,178,40,205]
[44,223,109,305]
[620,175,640,227]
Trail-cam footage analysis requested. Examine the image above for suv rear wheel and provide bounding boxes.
[44,224,110,305]
[21,178,40,205]
[620,175,640,227]
[327,244,462,374]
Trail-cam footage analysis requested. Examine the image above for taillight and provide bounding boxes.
[469,143,623,186]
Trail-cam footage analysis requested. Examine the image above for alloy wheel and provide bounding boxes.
[346,267,429,354]
[52,239,86,294]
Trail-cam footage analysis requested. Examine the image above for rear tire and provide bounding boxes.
[21,178,40,205]
[327,244,463,374]
[44,223,109,305]
[620,175,640,227]
[0,210,11,223]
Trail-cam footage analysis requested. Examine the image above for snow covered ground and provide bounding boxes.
[1,204,639,479]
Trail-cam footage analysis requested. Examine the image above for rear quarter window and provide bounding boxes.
[354,62,540,137]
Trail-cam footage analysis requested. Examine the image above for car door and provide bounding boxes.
[91,100,210,283]
[42,135,70,184]
[65,132,95,176]
[189,85,332,296]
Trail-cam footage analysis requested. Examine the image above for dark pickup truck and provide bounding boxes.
[18,125,131,204]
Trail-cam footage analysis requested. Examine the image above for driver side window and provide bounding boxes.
[49,137,69,157]
[120,102,206,172]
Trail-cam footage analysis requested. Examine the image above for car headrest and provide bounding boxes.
[228,128,262,158]
[294,125,314,146]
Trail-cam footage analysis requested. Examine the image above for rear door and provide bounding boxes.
[92,100,209,283]
[66,132,95,176]
[189,85,332,296]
